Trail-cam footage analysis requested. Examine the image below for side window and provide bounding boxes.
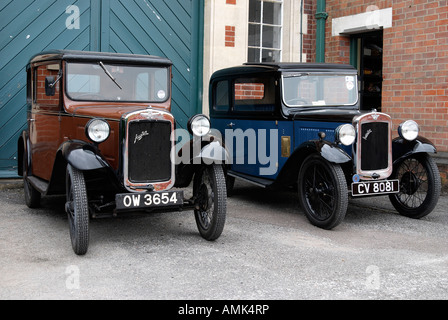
[34,64,61,109]
[233,77,275,112]
[213,80,229,112]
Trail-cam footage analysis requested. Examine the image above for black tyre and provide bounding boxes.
[193,164,227,241]
[23,151,41,208]
[389,153,441,219]
[66,164,89,255]
[298,154,348,230]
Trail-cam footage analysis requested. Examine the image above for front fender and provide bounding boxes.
[274,140,351,187]
[303,140,352,164]
[193,141,229,164]
[392,136,437,164]
[174,140,229,188]
[60,140,110,171]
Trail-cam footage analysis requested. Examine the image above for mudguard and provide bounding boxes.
[392,136,437,164]
[301,140,352,164]
[17,131,30,177]
[193,141,229,164]
[174,139,229,188]
[60,140,110,171]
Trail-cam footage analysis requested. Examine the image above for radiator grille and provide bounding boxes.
[127,120,171,183]
[360,122,389,171]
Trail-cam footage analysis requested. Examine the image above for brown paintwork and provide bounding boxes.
[29,58,172,180]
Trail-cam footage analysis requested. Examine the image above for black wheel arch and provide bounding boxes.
[392,136,437,165]
[275,140,352,187]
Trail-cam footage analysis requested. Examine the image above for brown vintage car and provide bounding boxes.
[18,50,227,255]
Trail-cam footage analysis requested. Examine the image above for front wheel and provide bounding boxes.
[193,164,227,241]
[298,154,348,230]
[389,153,441,219]
[66,164,90,255]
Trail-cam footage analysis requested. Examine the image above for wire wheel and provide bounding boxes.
[193,165,227,241]
[298,154,348,229]
[389,153,441,219]
[66,164,90,255]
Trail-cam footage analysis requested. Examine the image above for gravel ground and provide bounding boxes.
[0,179,447,300]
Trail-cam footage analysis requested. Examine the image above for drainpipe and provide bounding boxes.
[315,0,328,63]
[300,0,304,62]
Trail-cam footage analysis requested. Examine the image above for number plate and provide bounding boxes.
[115,191,183,210]
[351,180,399,197]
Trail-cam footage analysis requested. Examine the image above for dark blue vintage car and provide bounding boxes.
[208,62,441,229]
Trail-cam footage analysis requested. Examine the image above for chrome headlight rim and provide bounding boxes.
[398,120,419,141]
[85,118,110,144]
[188,114,211,137]
[335,124,356,146]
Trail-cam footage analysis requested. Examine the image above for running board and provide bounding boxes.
[227,170,274,188]
[27,176,49,194]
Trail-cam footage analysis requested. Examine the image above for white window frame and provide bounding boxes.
[248,0,283,63]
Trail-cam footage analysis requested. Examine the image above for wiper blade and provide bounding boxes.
[98,61,122,90]
[283,72,310,78]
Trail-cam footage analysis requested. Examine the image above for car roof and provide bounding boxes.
[211,62,357,79]
[28,50,173,66]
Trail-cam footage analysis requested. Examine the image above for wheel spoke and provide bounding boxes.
[303,163,335,221]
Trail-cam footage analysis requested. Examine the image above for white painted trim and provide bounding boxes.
[332,7,393,36]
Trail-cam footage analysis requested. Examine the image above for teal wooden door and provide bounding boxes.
[0,0,203,177]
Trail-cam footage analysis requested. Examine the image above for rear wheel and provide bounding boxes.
[193,164,227,241]
[22,151,41,208]
[389,153,441,219]
[298,154,348,230]
[66,164,90,255]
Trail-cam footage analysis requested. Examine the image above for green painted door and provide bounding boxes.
[0,0,203,177]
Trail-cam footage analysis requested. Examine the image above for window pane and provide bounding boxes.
[249,0,261,23]
[262,49,281,62]
[248,24,261,47]
[234,77,276,112]
[263,2,282,25]
[248,48,260,62]
[214,80,229,111]
[67,74,100,93]
[262,25,281,49]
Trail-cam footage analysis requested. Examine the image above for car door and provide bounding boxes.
[29,62,62,181]
[210,75,288,179]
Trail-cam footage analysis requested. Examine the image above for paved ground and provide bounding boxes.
[0,179,447,300]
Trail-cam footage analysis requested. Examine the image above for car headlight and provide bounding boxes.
[85,119,110,143]
[188,114,211,137]
[335,124,356,146]
[398,120,419,141]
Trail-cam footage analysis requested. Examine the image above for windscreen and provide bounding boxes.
[282,73,358,107]
[66,62,169,102]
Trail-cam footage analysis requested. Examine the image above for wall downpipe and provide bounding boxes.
[315,0,328,63]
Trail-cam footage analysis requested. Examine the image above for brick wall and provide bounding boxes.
[382,0,448,153]
[225,25,236,47]
[36,65,60,107]
[235,83,265,100]
[303,1,316,62]
[308,0,448,153]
